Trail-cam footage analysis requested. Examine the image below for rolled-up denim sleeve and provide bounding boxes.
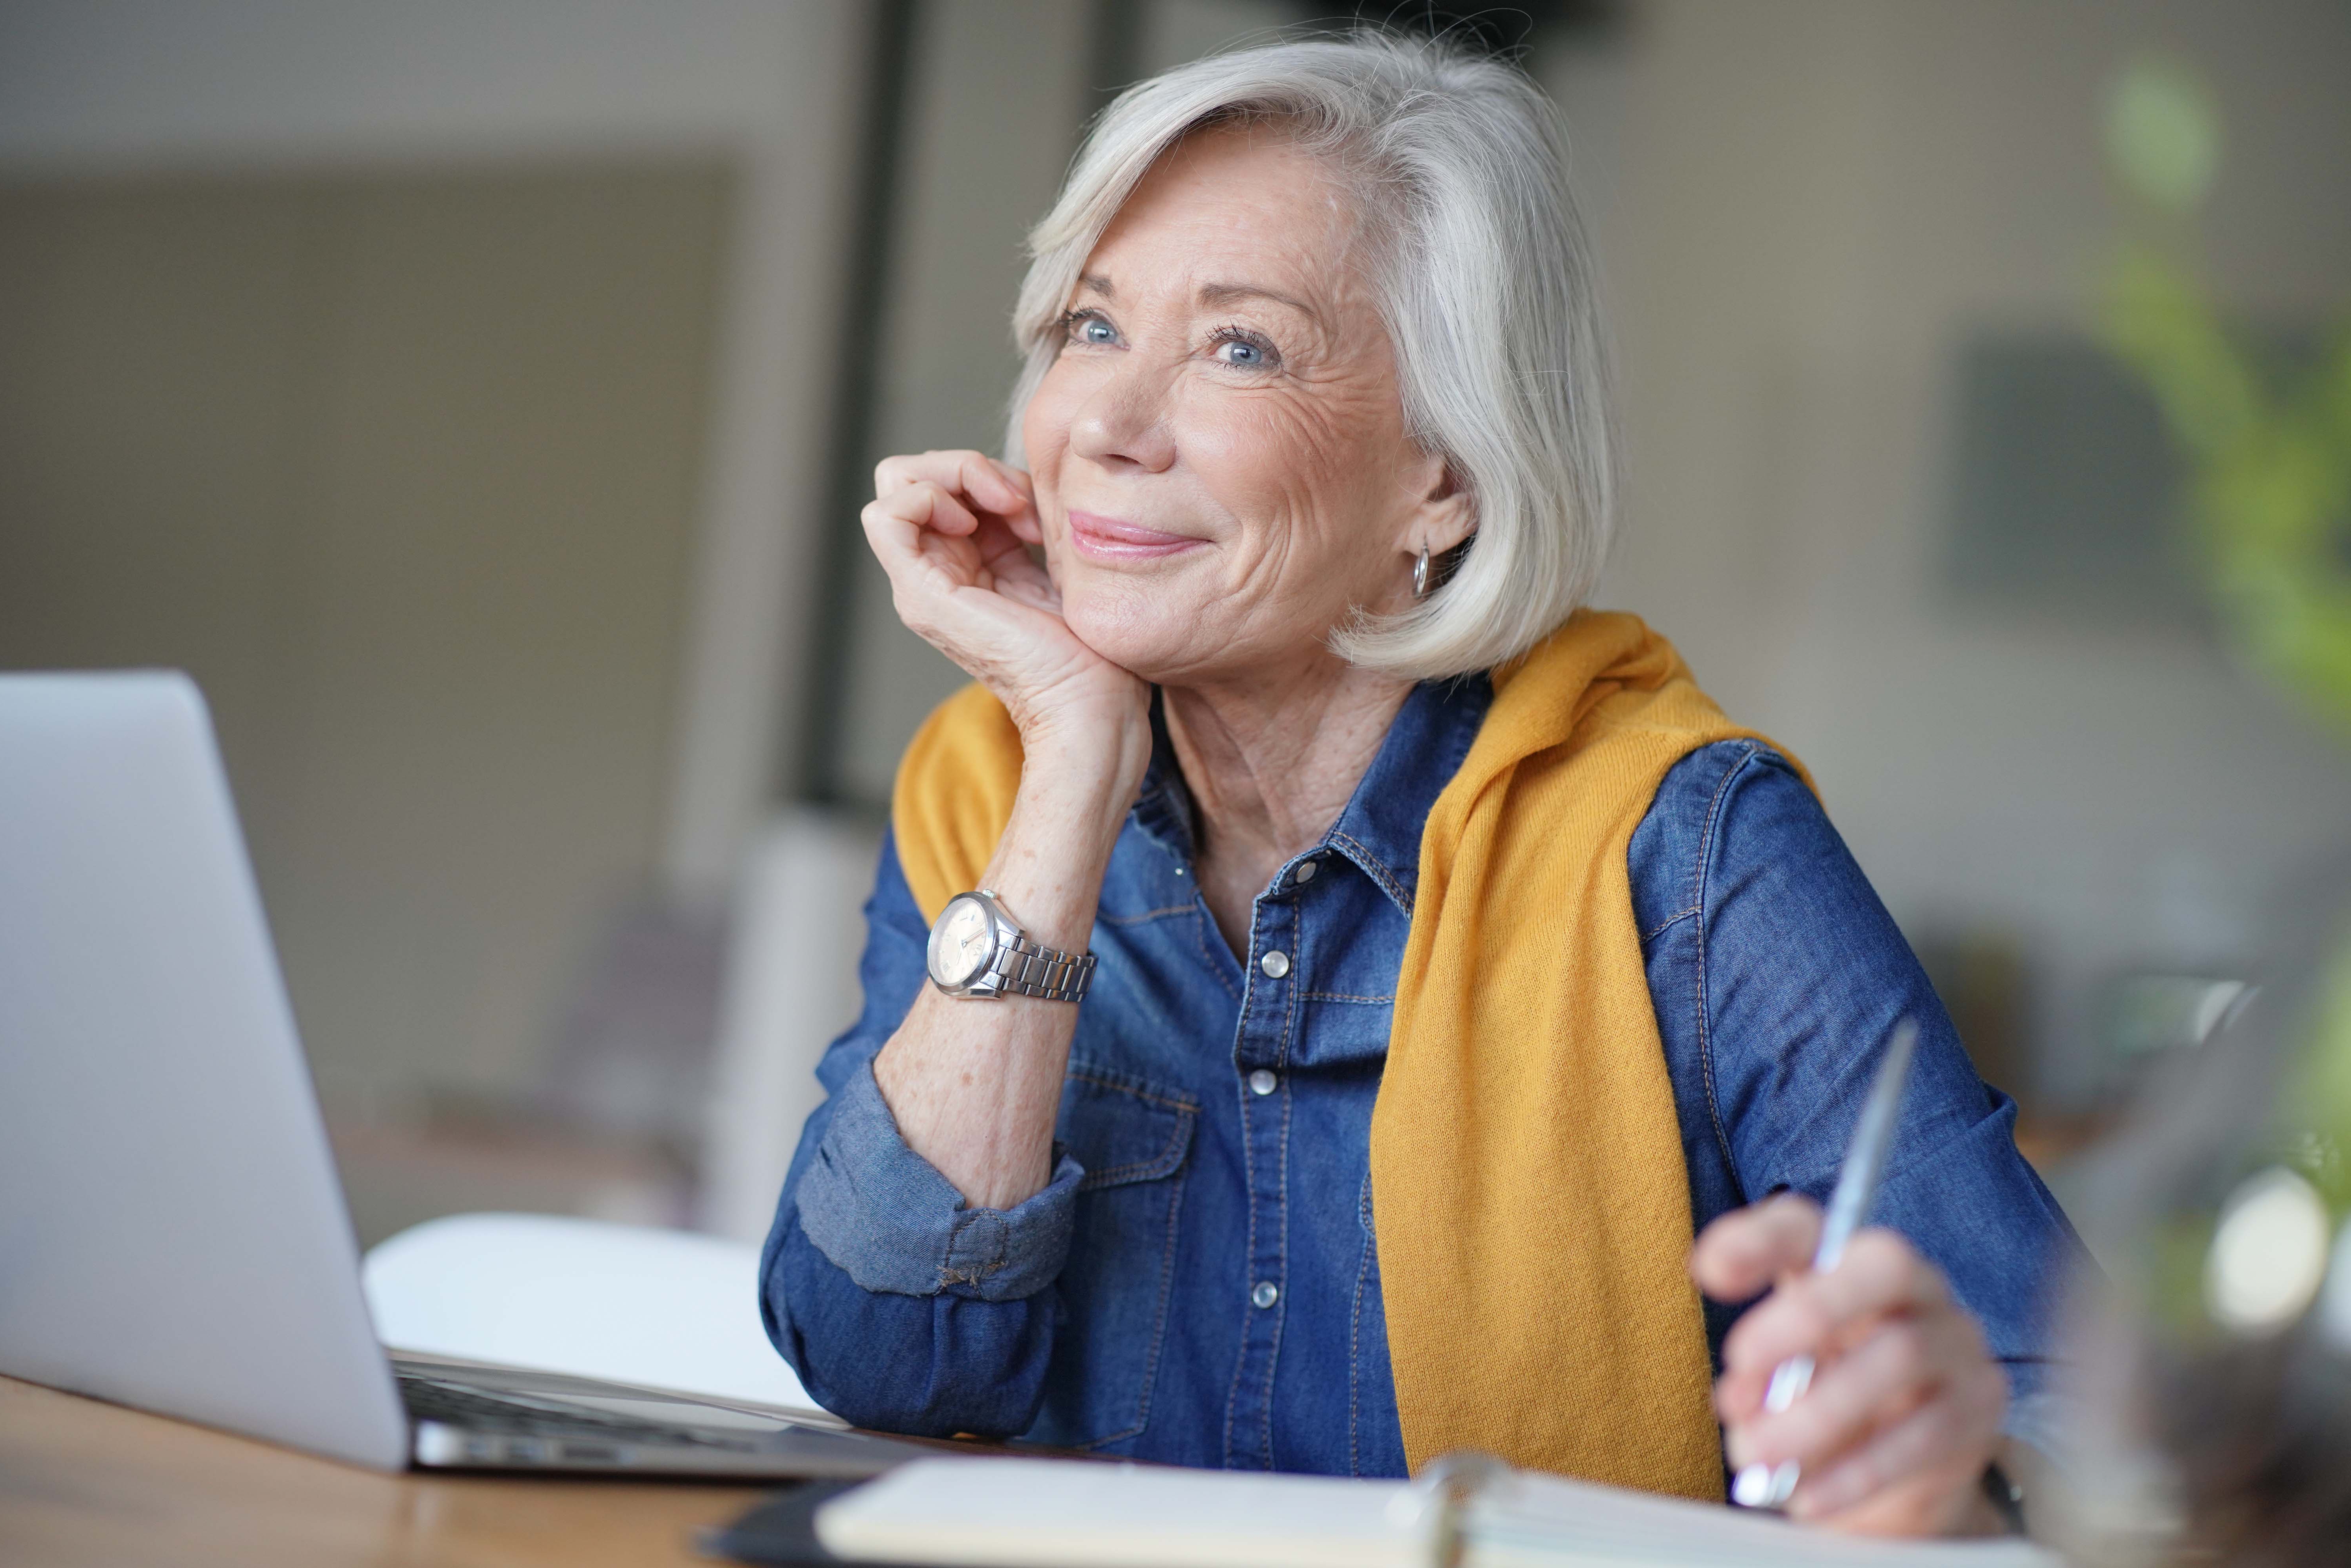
[797,1058,1081,1300]
[758,832,1075,1438]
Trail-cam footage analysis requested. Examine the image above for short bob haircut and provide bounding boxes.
[1005,32,1614,680]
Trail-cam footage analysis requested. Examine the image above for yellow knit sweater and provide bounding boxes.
[891,611,1802,1499]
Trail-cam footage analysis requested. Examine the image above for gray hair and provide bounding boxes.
[1006,32,1615,679]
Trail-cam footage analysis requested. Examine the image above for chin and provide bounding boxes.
[1059,576,1225,684]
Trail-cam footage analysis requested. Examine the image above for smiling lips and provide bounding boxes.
[1066,510,1203,561]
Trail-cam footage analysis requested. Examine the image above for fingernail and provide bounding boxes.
[1763,1356,1813,1413]
[1731,1460,1800,1510]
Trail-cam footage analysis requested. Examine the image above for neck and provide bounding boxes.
[1162,654,1414,953]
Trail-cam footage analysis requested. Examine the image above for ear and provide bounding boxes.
[1400,449,1477,560]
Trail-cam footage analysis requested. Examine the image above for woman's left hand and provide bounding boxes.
[1691,1192,2010,1536]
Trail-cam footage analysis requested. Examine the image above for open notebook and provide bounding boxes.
[814,1456,2057,1568]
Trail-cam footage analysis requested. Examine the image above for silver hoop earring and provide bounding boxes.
[1412,546,1431,600]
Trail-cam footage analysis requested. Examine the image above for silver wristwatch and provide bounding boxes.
[925,888,1096,1002]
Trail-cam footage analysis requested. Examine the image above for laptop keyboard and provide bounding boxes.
[396,1374,754,1452]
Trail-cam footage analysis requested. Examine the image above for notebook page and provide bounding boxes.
[816,1458,1423,1568]
[816,1455,2059,1568]
[1472,1471,2058,1568]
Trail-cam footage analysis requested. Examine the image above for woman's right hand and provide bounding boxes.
[864,453,1146,1212]
[864,450,1148,755]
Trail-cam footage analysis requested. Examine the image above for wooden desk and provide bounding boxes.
[0,1374,769,1566]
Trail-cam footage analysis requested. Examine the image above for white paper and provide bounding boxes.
[816,1456,2061,1568]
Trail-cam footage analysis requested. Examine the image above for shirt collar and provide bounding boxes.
[1129,674,1493,919]
[1320,674,1491,916]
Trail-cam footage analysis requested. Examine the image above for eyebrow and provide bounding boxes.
[1196,281,1320,321]
[1072,273,1321,323]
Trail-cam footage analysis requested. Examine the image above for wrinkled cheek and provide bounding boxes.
[1180,397,1347,533]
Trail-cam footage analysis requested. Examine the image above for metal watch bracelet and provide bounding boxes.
[989,933,1096,1002]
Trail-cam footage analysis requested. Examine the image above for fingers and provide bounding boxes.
[860,486,998,627]
[864,455,1057,641]
[1690,1191,1822,1304]
[1725,1304,1984,1470]
[874,450,1038,540]
[1791,1362,2007,1529]
[867,477,983,542]
[855,447,1142,755]
[1719,1228,1950,1402]
[1709,1220,2006,1537]
[856,462,1090,704]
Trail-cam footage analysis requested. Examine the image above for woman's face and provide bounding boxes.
[1021,123,1468,687]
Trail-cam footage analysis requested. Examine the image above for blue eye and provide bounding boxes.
[1209,328,1279,370]
[1082,317,1116,344]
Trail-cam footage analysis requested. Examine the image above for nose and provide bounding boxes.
[1066,357,1177,474]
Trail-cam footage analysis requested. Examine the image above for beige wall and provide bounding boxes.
[0,0,876,901]
[0,2,872,1157]
[0,163,729,1104]
[1595,0,2351,1103]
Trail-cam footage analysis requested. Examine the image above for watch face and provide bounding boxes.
[929,896,997,988]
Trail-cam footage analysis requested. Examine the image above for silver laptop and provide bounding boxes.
[0,670,921,1479]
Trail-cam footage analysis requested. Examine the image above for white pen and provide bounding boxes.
[1730,1018,1919,1512]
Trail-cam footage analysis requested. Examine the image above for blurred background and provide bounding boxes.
[2,0,2346,1252]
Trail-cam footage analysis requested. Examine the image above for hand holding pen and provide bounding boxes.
[1688,1020,2014,1536]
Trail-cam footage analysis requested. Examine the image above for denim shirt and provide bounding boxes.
[761,675,2084,1478]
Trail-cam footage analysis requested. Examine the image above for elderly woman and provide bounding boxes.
[762,34,2080,1537]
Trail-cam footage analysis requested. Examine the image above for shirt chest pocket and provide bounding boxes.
[1025,1064,1196,1453]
